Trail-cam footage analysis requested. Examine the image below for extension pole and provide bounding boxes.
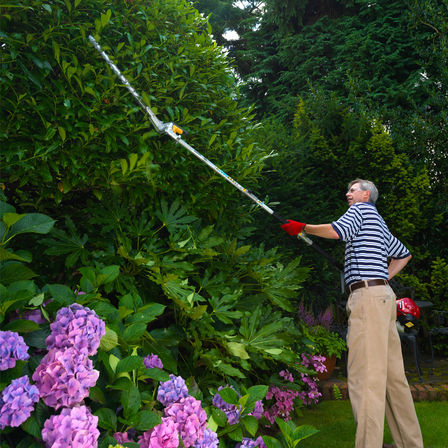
[88,35,343,273]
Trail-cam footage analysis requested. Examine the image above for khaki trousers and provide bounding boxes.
[346,284,423,448]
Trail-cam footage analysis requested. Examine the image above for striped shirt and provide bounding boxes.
[331,202,410,286]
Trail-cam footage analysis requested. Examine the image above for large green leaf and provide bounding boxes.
[0,262,37,285]
[7,213,55,238]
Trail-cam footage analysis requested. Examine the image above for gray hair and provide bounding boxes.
[348,178,378,203]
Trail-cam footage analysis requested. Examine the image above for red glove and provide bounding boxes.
[281,219,306,236]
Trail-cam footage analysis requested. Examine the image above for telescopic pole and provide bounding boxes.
[88,35,344,275]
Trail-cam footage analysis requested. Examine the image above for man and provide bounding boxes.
[281,179,423,448]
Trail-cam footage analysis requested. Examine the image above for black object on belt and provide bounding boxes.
[348,279,388,293]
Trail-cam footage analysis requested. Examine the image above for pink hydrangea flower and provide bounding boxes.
[46,303,105,356]
[0,331,30,371]
[138,417,179,448]
[32,347,99,409]
[0,376,39,429]
[165,396,207,448]
[42,405,99,448]
[114,431,134,443]
[249,400,264,420]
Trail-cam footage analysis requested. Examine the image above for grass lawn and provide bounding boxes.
[295,400,448,448]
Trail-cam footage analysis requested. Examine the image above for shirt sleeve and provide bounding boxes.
[331,205,363,242]
[388,233,411,259]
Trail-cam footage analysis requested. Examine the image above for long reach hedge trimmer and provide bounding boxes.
[88,35,343,276]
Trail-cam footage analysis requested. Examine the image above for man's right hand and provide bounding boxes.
[281,220,306,236]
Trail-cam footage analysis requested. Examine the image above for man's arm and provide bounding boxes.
[388,254,412,280]
[305,224,339,239]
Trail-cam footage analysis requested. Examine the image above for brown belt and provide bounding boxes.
[348,279,388,293]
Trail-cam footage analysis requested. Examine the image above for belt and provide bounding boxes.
[348,279,388,293]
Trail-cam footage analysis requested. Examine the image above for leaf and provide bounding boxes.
[142,368,170,382]
[226,341,250,359]
[116,356,143,374]
[0,246,28,262]
[0,263,37,285]
[242,415,258,436]
[46,284,74,305]
[125,303,165,324]
[2,212,26,227]
[121,384,141,418]
[9,213,55,236]
[261,436,283,448]
[123,322,146,341]
[3,319,40,333]
[218,387,240,405]
[292,424,319,443]
[96,265,120,285]
[155,199,197,232]
[211,407,228,427]
[99,326,119,351]
[134,410,161,431]
[95,407,117,431]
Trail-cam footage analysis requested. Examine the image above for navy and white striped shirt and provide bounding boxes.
[331,202,410,286]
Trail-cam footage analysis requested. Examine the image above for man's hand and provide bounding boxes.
[281,219,306,236]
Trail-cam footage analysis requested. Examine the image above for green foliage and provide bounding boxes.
[301,325,346,359]
[0,196,309,445]
[0,0,265,231]
[262,417,319,448]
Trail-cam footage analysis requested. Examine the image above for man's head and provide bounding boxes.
[346,178,378,206]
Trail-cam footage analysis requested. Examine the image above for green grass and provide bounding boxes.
[294,400,448,448]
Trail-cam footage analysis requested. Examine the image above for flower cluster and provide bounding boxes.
[138,375,216,448]
[263,370,299,424]
[138,417,179,448]
[212,386,240,425]
[194,428,219,448]
[235,437,266,448]
[263,386,298,424]
[46,303,105,356]
[0,376,39,429]
[298,354,326,405]
[165,396,207,448]
[249,400,264,420]
[297,303,333,330]
[0,330,30,371]
[114,430,135,444]
[42,405,100,448]
[144,353,163,369]
[33,347,99,409]
[157,374,189,407]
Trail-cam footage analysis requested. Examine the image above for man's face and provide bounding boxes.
[346,183,370,206]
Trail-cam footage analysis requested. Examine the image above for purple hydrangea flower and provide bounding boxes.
[249,400,264,420]
[0,331,30,371]
[42,405,99,448]
[255,436,267,448]
[157,374,189,407]
[194,428,219,448]
[235,438,257,448]
[45,303,105,356]
[212,386,240,425]
[165,396,207,448]
[144,354,163,369]
[138,417,179,448]
[32,347,99,409]
[0,376,39,429]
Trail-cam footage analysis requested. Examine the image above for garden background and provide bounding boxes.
[0,0,447,447]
